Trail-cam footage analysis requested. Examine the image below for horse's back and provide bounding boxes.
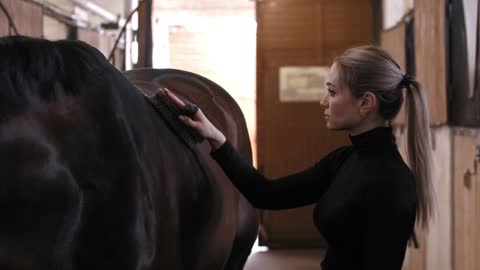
[124,68,250,156]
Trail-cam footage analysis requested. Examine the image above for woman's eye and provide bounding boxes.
[328,89,336,96]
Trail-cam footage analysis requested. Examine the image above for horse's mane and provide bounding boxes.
[0,35,118,120]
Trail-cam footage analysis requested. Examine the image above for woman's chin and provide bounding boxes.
[326,122,345,131]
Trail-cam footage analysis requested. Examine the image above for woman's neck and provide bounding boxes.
[348,120,389,136]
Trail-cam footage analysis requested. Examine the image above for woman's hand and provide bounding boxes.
[164,88,226,150]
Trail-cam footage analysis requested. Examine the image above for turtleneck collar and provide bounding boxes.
[349,126,396,153]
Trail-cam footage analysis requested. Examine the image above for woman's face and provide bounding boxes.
[320,63,364,132]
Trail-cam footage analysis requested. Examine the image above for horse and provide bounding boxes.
[0,35,258,270]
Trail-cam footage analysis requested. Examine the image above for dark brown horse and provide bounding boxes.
[0,35,258,270]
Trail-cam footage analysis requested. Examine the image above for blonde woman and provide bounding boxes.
[166,46,435,270]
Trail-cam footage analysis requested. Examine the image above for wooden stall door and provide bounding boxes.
[454,132,480,270]
[256,0,373,247]
[414,0,447,125]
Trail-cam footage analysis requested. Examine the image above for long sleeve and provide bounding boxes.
[211,140,349,210]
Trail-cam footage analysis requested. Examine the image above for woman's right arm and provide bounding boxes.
[211,139,348,209]
[165,89,345,209]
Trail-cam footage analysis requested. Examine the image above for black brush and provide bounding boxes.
[144,89,204,148]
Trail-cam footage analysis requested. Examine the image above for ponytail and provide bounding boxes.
[405,80,436,229]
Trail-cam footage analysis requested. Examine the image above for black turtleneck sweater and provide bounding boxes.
[211,127,417,270]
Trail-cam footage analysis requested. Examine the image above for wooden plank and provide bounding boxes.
[476,146,480,270]
[381,22,407,125]
[323,0,373,65]
[381,24,407,73]
[0,0,9,36]
[414,0,447,125]
[453,130,478,270]
[323,0,373,46]
[258,5,320,50]
[425,127,452,270]
[43,16,69,40]
[77,28,101,49]
[107,35,125,71]
[394,127,427,270]
[0,0,43,37]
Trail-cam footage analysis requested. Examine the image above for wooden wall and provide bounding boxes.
[453,129,480,270]
[0,0,43,37]
[383,0,447,126]
[414,0,447,125]
[43,16,70,40]
[382,1,480,270]
[381,21,407,125]
[426,127,453,270]
[77,28,124,70]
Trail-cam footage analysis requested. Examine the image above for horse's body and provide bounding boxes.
[0,36,258,270]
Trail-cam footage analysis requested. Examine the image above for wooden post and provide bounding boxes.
[134,0,153,68]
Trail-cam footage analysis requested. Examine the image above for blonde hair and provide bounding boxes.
[334,46,435,229]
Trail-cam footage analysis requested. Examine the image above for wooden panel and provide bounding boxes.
[425,127,452,270]
[258,3,321,49]
[414,0,447,125]
[381,24,407,74]
[0,0,43,37]
[394,127,427,270]
[323,0,373,46]
[0,0,9,35]
[77,28,101,49]
[402,229,427,270]
[98,35,114,59]
[43,16,69,40]
[395,126,455,270]
[154,0,253,9]
[108,36,125,71]
[256,0,373,247]
[323,0,373,64]
[77,29,124,69]
[453,130,480,270]
[381,22,407,125]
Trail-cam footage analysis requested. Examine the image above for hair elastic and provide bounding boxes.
[400,74,413,88]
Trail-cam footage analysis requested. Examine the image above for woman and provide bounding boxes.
[166,46,435,270]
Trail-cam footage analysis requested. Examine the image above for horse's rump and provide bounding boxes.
[124,68,258,270]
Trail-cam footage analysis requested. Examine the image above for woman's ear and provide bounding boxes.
[359,91,377,114]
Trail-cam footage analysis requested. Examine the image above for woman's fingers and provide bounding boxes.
[179,115,202,131]
[163,88,186,108]
[194,108,206,121]
[163,88,210,138]
[179,115,194,125]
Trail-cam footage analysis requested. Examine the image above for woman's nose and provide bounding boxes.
[320,94,328,107]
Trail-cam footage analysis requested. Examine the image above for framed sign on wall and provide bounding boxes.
[279,66,329,102]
